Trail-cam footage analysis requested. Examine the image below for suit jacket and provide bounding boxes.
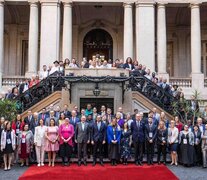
[34,126,47,146]
[145,124,157,141]
[38,113,49,122]
[0,130,16,151]
[70,116,80,128]
[131,120,145,143]
[157,128,168,145]
[160,83,171,93]
[55,111,61,119]
[123,63,135,70]
[107,125,121,144]
[45,117,59,126]
[75,122,90,143]
[92,122,106,142]
[61,110,71,118]
[30,119,40,135]
[193,130,202,144]
[24,115,34,129]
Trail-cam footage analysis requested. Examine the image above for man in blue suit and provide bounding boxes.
[91,115,106,166]
[70,110,80,128]
[145,117,157,165]
[131,113,145,166]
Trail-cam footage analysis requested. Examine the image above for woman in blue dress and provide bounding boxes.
[120,122,131,165]
[107,118,121,166]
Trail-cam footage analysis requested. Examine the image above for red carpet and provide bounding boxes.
[19,164,178,180]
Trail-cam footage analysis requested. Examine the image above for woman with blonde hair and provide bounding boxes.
[168,120,179,166]
[160,112,169,128]
[157,121,168,165]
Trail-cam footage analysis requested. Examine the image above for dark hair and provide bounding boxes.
[126,57,133,64]
[49,118,55,126]
[23,123,29,131]
[4,121,11,131]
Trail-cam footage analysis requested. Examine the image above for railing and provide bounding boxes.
[204,78,207,87]
[14,70,178,116]
[169,78,192,88]
[129,71,177,114]
[2,76,27,86]
[15,71,64,113]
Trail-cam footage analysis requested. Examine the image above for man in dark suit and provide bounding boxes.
[24,110,34,130]
[30,112,40,135]
[70,110,80,128]
[160,78,171,93]
[54,106,61,120]
[45,111,58,126]
[19,79,29,94]
[91,115,106,166]
[131,113,145,166]
[38,108,49,123]
[70,110,80,156]
[75,116,90,166]
[62,104,71,118]
[145,117,157,165]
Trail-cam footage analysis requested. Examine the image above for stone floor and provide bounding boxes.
[0,163,206,180]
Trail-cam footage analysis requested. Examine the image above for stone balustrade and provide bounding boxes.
[64,68,130,77]
[169,78,192,88]
[2,76,27,87]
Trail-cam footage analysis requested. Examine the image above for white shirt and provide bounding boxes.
[49,66,59,75]
[39,70,48,80]
[23,84,29,92]
[69,63,78,68]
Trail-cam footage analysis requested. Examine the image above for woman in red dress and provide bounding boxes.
[17,124,34,166]
[174,116,183,132]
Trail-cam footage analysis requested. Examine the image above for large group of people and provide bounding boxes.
[0,57,184,102]
[0,104,207,171]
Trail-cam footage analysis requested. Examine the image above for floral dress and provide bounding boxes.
[120,129,131,159]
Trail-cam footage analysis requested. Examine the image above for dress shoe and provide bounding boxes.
[100,162,104,166]
[135,161,139,166]
[92,162,96,166]
[78,161,81,166]
[139,162,143,166]
[111,162,114,166]
[84,161,87,166]
[114,162,117,166]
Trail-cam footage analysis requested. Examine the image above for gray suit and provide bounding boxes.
[45,117,59,126]
[75,122,90,162]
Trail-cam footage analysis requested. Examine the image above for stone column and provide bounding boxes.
[191,3,201,74]
[0,0,4,89]
[157,3,167,74]
[136,0,155,71]
[62,0,72,61]
[39,0,60,69]
[191,3,204,89]
[26,0,39,77]
[123,2,133,61]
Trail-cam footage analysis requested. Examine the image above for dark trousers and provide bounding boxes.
[146,141,154,163]
[78,142,87,162]
[93,140,104,162]
[133,141,143,162]
[194,144,202,165]
[157,144,166,163]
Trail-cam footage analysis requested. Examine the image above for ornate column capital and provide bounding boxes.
[135,0,155,7]
[0,0,4,5]
[62,0,72,7]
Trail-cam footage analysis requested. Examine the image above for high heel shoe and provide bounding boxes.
[170,162,174,165]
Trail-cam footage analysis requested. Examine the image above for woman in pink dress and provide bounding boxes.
[59,118,74,166]
[45,118,59,167]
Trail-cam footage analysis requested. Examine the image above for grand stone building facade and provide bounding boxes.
[1,0,207,100]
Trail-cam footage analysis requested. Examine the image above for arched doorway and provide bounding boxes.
[83,29,113,61]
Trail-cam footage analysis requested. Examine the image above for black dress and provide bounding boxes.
[180,133,194,165]
[3,131,14,154]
